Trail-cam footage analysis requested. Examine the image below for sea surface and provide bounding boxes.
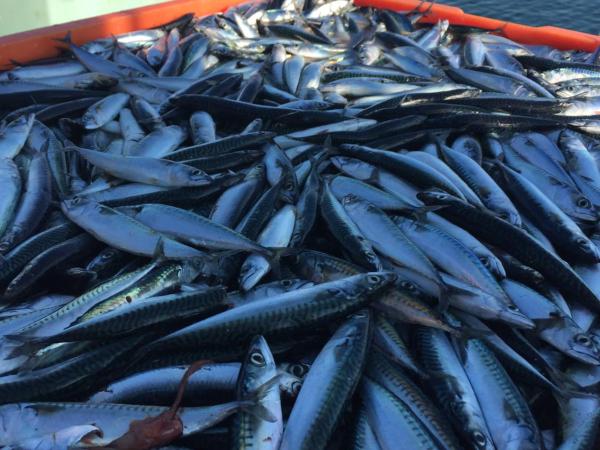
[439,0,600,35]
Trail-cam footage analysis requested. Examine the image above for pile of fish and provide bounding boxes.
[3,0,600,448]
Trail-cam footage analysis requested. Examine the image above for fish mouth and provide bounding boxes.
[569,344,600,365]
[570,350,600,366]
[499,310,536,330]
[571,209,598,222]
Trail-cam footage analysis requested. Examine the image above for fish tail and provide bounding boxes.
[54,31,73,45]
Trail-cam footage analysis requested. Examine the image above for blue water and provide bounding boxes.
[440,0,600,35]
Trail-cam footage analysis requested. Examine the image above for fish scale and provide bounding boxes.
[366,349,461,450]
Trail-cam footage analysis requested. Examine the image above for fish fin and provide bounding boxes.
[3,333,29,344]
[449,333,469,365]
[530,317,562,332]
[243,374,282,423]
[436,283,450,313]
[322,135,338,155]
[265,247,300,278]
[455,326,494,340]
[5,337,46,359]
[55,31,73,44]
[409,205,446,221]
[152,237,166,262]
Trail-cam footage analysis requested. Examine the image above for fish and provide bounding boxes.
[281,311,372,450]
[232,336,283,450]
[0,3,600,449]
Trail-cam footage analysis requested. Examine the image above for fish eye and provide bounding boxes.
[368,275,381,284]
[577,197,591,209]
[449,400,461,414]
[400,280,416,291]
[435,193,447,200]
[471,431,487,448]
[250,351,266,366]
[191,169,204,177]
[284,181,294,190]
[576,237,588,245]
[290,364,308,377]
[507,304,518,311]
[575,334,592,346]
[480,258,491,268]
[71,196,82,205]
[291,381,302,395]
[101,251,114,260]
[281,279,293,287]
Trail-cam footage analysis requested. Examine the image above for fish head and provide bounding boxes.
[274,278,314,292]
[445,393,493,449]
[360,271,397,294]
[555,84,592,99]
[176,165,212,186]
[570,194,597,222]
[279,361,312,379]
[573,236,600,263]
[60,195,94,217]
[394,278,431,301]
[467,429,493,450]
[239,335,277,396]
[340,192,363,209]
[568,332,600,365]
[330,156,376,181]
[275,168,298,205]
[479,256,507,279]
[498,304,536,330]
[278,371,303,399]
[417,190,454,205]
[358,43,381,65]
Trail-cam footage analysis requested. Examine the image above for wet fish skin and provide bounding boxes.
[3,233,96,301]
[0,114,34,159]
[320,182,382,271]
[0,151,52,253]
[281,311,372,450]
[88,362,239,406]
[120,203,268,255]
[366,349,462,450]
[290,165,321,248]
[502,278,600,365]
[81,93,130,130]
[145,272,394,351]
[342,195,445,300]
[233,335,283,450]
[438,143,521,226]
[415,326,495,450]
[0,335,145,404]
[0,159,22,238]
[339,143,467,200]
[498,162,600,264]
[418,190,600,313]
[74,146,212,188]
[61,197,205,259]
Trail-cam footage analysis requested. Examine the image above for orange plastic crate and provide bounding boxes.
[0,0,599,68]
